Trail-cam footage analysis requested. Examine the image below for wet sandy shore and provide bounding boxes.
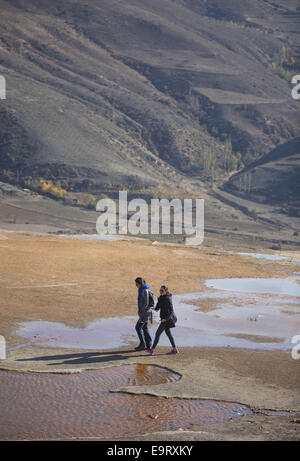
[2,345,299,411]
[1,231,298,342]
[2,345,299,440]
[0,364,253,440]
[99,414,300,441]
[0,231,300,440]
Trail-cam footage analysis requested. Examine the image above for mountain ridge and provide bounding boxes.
[0,0,299,199]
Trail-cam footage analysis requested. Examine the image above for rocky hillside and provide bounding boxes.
[223,137,300,211]
[0,0,299,195]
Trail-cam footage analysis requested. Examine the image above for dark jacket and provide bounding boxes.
[154,293,177,327]
[138,284,151,322]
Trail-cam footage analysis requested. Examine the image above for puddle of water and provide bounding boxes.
[14,278,300,352]
[173,283,300,350]
[205,278,300,297]
[239,253,300,264]
[0,365,251,440]
[16,317,138,350]
[61,234,123,241]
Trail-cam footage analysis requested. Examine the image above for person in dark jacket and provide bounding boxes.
[134,277,152,352]
[147,285,178,355]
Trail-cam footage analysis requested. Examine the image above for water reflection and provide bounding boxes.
[0,365,252,440]
[14,277,300,351]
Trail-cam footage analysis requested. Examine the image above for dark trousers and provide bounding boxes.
[152,322,176,349]
[135,320,152,348]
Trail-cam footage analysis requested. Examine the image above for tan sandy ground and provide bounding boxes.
[185,297,228,313]
[0,231,300,440]
[1,231,297,342]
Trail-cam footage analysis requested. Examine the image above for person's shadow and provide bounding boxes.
[16,349,157,367]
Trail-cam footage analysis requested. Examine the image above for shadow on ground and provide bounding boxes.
[16,349,165,366]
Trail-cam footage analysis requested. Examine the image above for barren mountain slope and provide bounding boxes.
[223,137,300,209]
[0,0,299,193]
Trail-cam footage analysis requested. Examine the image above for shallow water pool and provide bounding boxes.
[205,277,300,297]
[239,252,300,264]
[0,365,252,440]
[14,276,300,351]
[61,234,122,241]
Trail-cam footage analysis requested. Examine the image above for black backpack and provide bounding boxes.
[167,312,177,328]
[147,290,155,309]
